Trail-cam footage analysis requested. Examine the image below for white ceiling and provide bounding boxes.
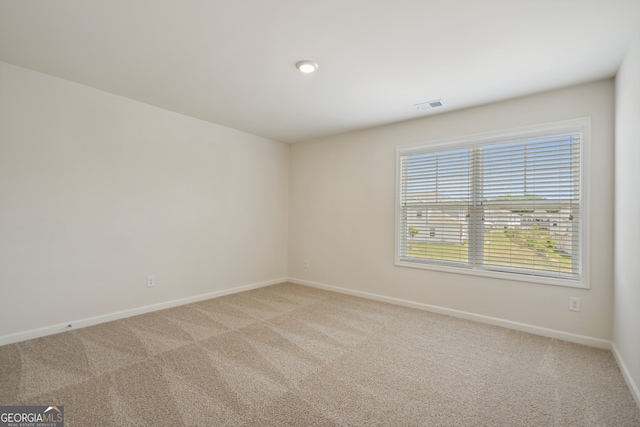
[1,1,639,143]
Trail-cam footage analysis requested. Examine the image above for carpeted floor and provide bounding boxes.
[0,282,638,426]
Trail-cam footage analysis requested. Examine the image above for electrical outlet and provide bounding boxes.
[569,297,580,312]
[303,260,309,269]
[147,275,156,287]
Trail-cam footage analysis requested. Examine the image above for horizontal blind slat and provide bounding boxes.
[399,128,582,281]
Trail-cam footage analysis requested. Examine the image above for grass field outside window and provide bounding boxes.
[406,230,573,273]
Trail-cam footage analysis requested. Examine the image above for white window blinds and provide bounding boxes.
[397,119,588,287]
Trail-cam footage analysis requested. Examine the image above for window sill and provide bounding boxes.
[395,258,589,289]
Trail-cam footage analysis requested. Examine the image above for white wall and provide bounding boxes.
[613,32,640,403]
[0,62,289,338]
[289,80,614,341]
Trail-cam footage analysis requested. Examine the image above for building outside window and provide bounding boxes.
[396,118,589,288]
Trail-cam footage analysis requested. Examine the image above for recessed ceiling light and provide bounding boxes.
[296,60,318,74]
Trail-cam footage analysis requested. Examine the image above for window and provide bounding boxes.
[396,118,589,288]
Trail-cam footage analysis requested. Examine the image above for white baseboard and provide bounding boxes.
[289,277,611,350]
[611,343,640,408]
[0,277,287,346]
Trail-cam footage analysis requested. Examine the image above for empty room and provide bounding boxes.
[1,1,639,426]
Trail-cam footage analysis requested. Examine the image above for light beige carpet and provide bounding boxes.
[1,282,638,426]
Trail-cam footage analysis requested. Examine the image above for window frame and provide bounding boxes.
[395,118,590,289]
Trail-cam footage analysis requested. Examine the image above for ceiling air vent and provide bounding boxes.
[414,99,443,110]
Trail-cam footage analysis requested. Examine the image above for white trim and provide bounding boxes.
[289,277,610,349]
[612,343,640,408]
[0,277,287,346]
[398,118,590,155]
[394,260,589,289]
[395,117,591,289]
